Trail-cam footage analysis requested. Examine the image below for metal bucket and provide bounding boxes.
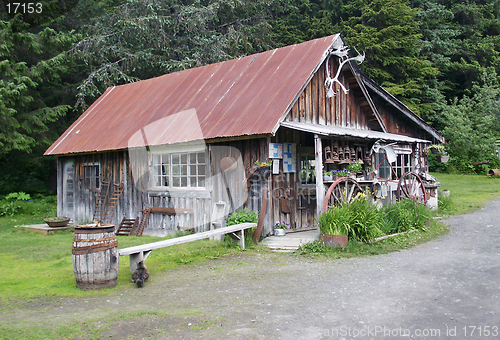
[72,224,119,290]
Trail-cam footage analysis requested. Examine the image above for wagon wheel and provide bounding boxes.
[322,177,363,210]
[397,171,427,202]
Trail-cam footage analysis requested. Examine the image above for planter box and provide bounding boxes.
[319,234,348,247]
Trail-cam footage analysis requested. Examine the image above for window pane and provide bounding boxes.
[172,154,180,164]
[189,153,197,164]
[190,165,197,175]
[190,177,197,186]
[198,178,205,187]
[181,165,187,176]
[198,165,205,176]
[181,177,187,187]
[181,153,188,164]
[172,165,180,175]
[197,152,205,163]
[172,177,180,187]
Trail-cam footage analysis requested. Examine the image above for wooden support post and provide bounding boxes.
[129,250,151,273]
[314,134,325,214]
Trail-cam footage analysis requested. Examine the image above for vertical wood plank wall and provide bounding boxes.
[57,137,274,237]
[284,60,370,130]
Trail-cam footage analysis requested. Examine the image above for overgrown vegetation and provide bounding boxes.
[317,196,431,243]
[297,220,449,258]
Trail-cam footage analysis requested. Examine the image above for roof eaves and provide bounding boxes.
[44,86,117,155]
[360,74,445,143]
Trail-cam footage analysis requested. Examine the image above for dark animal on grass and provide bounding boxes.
[131,261,150,287]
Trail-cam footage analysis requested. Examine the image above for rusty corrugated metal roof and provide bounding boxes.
[45,35,341,155]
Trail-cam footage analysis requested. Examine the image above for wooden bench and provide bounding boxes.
[119,223,257,272]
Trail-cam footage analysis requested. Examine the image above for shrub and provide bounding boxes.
[318,198,384,242]
[226,208,258,226]
[380,199,431,235]
[0,193,56,217]
[0,192,31,217]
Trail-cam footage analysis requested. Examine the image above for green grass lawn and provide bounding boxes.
[1,173,499,304]
[432,172,500,214]
[0,211,258,304]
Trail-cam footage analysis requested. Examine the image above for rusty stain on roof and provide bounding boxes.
[45,35,341,155]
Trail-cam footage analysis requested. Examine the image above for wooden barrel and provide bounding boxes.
[72,224,119,290]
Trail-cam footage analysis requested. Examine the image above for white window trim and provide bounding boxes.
[148,144,208,191]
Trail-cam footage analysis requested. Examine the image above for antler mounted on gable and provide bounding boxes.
[324,46,365,98]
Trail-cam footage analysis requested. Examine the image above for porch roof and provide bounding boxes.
[280,121,430,144]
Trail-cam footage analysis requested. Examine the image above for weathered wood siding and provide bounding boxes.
[373,96,429,140]
[57,151,211,236]
[284,61,371,130]
[57,137,276,237]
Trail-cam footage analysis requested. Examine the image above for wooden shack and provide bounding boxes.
[45,34,444,237]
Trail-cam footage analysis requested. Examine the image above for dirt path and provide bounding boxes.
[3,198,500,339]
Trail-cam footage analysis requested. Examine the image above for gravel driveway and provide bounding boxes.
[3,198,500,339]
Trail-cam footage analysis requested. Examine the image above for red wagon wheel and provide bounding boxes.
[396,171,427,202]
[322,177,363,211]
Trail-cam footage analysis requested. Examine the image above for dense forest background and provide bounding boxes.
[1,0,500,195]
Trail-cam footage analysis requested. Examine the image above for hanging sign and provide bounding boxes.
[269,143,283,159]
[283,143,296,173]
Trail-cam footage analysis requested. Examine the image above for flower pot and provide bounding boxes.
[274,229,286,236]
[436,155,449,163]
[364,171,373,180]
[319,234,348,247]
[323,175,333,182]
[430,148,440,154]
[43,217,71,228]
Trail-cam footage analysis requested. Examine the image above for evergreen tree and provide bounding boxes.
[335,0,439,115]
[0,13,78,153]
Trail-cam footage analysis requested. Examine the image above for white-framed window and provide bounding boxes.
[84,163,100,190]
[152,150,206,188]
[374,144,413,180]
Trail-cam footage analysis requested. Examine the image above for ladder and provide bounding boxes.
[116,217,139,236]
[135,209,151,236]
[101,183,125,224]
[93,181,110,222]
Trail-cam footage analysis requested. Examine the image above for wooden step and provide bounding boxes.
[116,217,139,236]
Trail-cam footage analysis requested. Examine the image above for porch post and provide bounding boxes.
[314,134,325,213]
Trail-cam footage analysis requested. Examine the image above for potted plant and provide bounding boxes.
[274,221,289,236]
[323,170,333,182]
[436,152,449,163]
[428,144,445,155]
[364,167,373,180]
[346,159,363,178]
[43,216,71,228]
[316,209,349,247]
[254,160,272,179]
